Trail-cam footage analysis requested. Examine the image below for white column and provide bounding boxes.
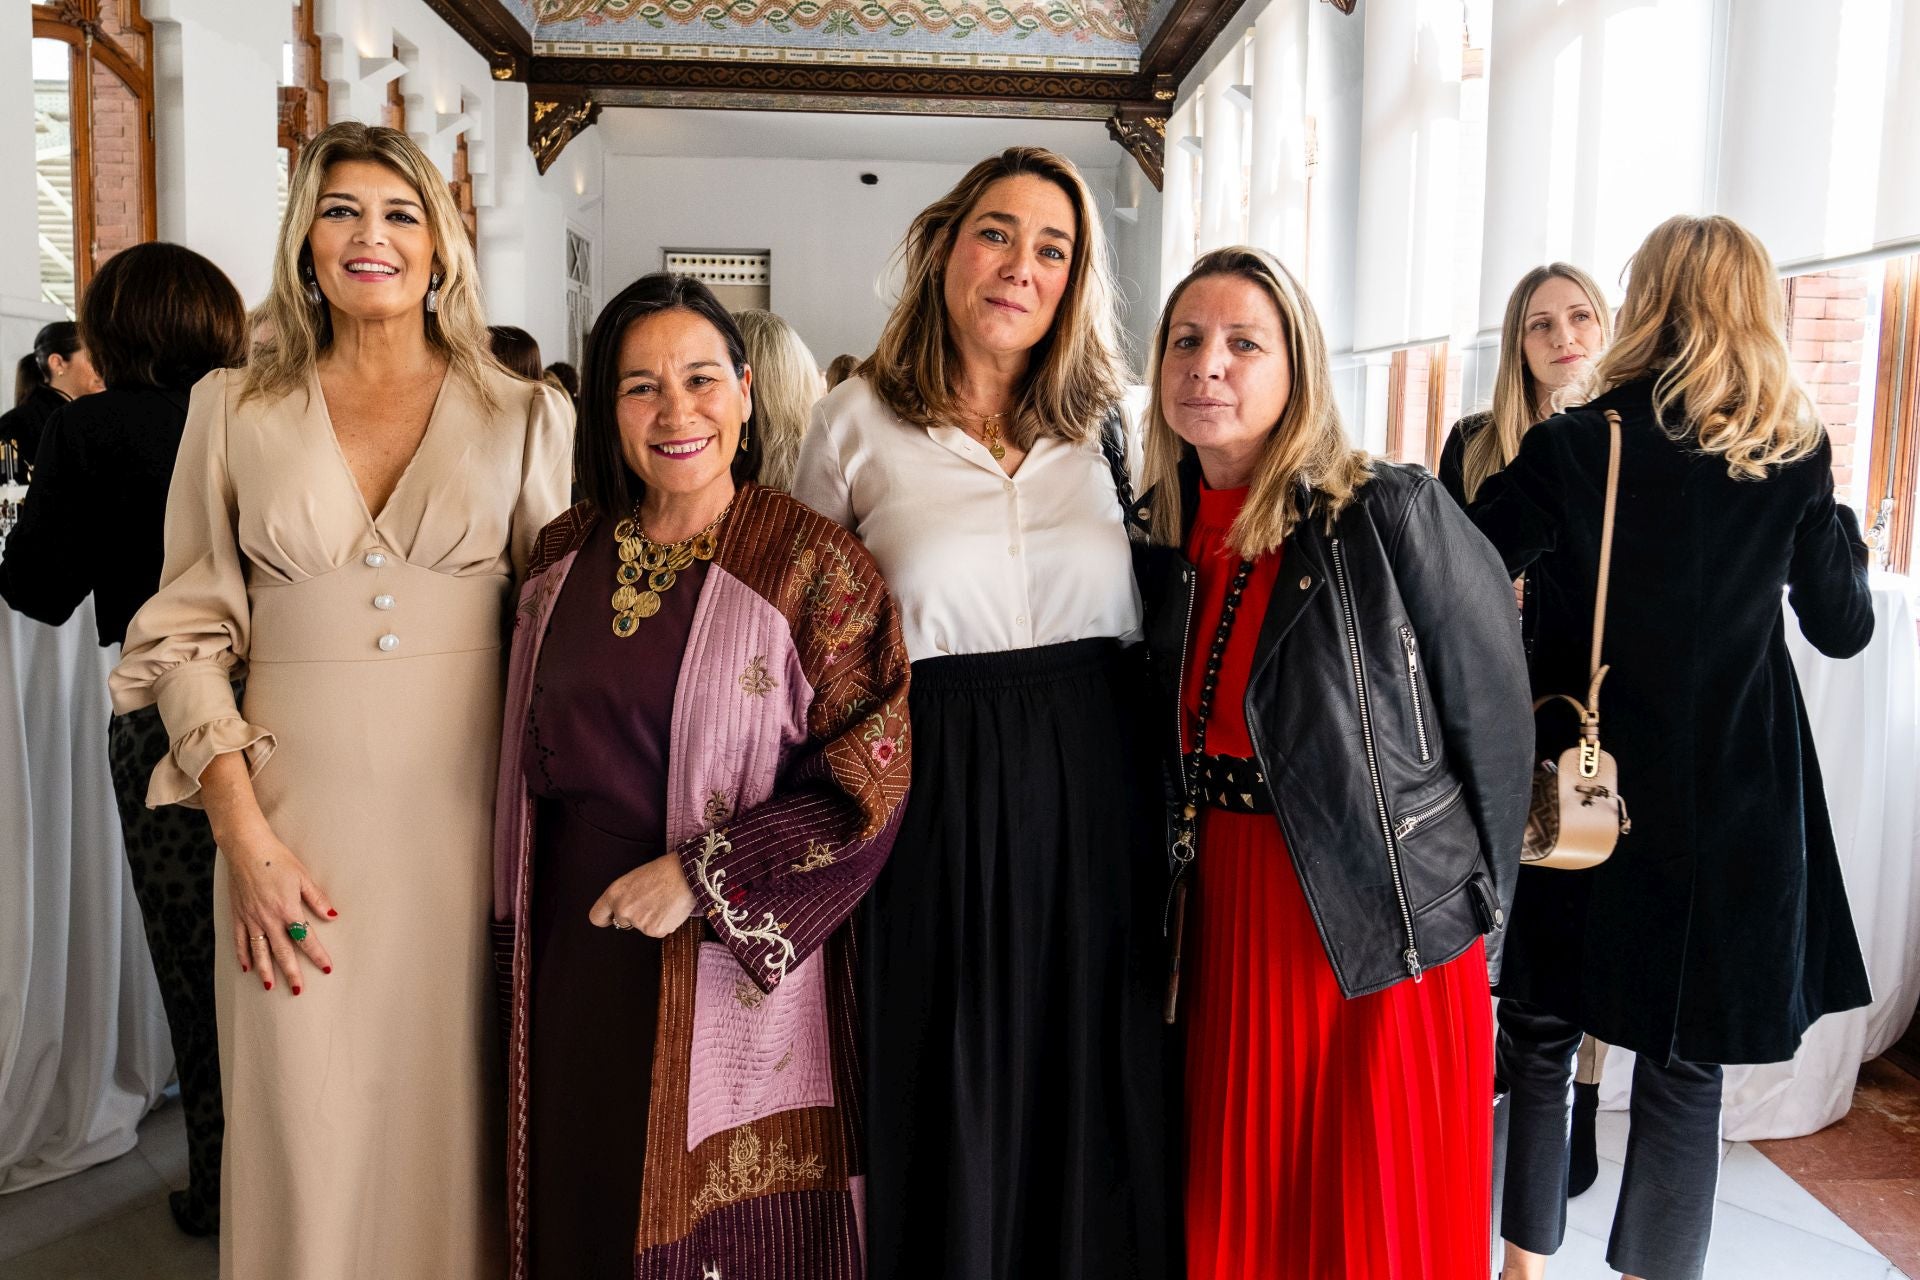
[1197,70,1245,254]
[1248,0,1309,270]
[1,3,65,355]
[145,0,286,307]
[1160,101,1199,303]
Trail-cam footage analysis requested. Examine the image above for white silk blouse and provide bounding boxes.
[791,376,1143,664]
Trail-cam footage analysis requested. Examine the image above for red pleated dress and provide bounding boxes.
[1182,483,1493,1280]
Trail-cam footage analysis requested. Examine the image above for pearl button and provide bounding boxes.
[377,633,399,652]
[364,550,387,568]
[373,594,395,610]
[1015,614,1027,625]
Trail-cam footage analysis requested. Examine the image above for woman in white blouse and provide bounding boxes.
[792,147,1173,1280]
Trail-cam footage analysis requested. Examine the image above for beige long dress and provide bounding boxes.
[110,364,570,1280]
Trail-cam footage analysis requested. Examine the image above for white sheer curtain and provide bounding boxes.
[0,599,171,1193]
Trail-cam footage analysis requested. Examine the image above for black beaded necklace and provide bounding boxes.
[1165,556,1254,1024]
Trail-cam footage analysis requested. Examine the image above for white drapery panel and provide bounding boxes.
[0,601,171,1194]
[1718,0,1920,270]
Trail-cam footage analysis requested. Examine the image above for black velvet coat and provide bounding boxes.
[1470,378,1874,1065]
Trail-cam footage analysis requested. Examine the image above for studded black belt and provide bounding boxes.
[1194,753,1274,814]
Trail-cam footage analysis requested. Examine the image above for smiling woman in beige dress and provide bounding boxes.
[110,122,570,1280]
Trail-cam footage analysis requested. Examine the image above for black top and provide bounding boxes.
[1469,377,1873,1063]
[0,383,192,646]
[1436,410,1490,509]
[0,384,71,482]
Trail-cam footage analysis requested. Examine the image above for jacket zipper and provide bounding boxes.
[1399,626,1431,763]
[1330,538,1422,981]
[1392,784,1463,840]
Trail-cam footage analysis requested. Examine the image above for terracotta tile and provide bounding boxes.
[1755,1061,1920,1182]
[1794,1179,1920,1278]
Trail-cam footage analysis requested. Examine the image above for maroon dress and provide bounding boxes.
[523,519,709,1280]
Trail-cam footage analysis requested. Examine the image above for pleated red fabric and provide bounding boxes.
[1182,483,1493,1280]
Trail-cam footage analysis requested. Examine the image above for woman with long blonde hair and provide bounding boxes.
[733,307,823,489]
[1137,246,1531,1279]
[792,147,1173,1279]
[1441,263,1612,507]
[111,121,571,1277]
[1473,215,1873,1280]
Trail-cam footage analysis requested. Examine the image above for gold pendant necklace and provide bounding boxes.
[967,409,1009,460]
[609,498,731,637]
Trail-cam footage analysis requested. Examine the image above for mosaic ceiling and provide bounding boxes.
[526,0,1143,73]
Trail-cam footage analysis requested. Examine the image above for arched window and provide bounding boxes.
[32,0,156,315]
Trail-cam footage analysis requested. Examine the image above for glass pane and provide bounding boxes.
[32,38,75,317]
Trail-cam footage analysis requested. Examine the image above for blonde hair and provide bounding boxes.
[1595,215,1822,479]
[734,308,822,491]
[1461,262,1613,502]
[1143,246,1371,557]
[244,122,497,408]
[861,147,1126,447]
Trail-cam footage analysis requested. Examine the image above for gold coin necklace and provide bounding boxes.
[968,409,1009,461]
[610,498,731,637]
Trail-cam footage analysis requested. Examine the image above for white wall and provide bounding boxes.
[601,154,1124,370]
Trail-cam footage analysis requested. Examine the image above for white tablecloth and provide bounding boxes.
[0,598,171,1193]
[1600,572,1920,1140]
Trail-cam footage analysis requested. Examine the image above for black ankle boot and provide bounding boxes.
[1568,1080,1600,1197]
[168,1188,218,1238]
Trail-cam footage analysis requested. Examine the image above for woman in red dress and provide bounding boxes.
[1135,246,1534,1278]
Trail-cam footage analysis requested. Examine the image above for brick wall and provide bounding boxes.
[89,64,144,270]
[1786,269,1870,491]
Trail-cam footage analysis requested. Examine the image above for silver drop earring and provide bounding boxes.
[425,271,443,314]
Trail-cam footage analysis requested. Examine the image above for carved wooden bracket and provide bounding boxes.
[1108,105,1168,191]
[1322,0,1357,12]
[530,92,600,175]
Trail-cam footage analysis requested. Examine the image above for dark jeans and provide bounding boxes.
[1498,999,1723,1280]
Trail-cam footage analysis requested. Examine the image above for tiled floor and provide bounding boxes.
[1,1083,1915,1278]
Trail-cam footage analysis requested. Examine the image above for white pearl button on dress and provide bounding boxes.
[373,594,395,610]
[377,633,399,652]
[364,550,387,568]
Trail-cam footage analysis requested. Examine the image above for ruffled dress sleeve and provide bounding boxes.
[508,383,574,580]
[109,368,274,808]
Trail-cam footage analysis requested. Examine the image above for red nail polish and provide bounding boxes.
[327,909,338,918]
[263,981,273,991]
[241,963,250,973]
[292,986,302,996]
[322,967,332,975]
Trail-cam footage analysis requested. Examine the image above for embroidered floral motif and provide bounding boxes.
[860,706,909,770]
[773,1046,794,1073]
[790,538,877,658]
[690,830,797,982]
[690,1128,825,1213]
[790,840,836,873]
[738,654,778,698]
[704,790,732,826]
[731,978,765,1011]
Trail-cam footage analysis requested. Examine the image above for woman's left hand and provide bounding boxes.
[590,854,698,938]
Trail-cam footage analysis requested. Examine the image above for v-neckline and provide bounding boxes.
[930,422,1042,480]
[311,365,453,530]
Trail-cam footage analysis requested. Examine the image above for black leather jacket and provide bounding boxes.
[1137,458,1533,998]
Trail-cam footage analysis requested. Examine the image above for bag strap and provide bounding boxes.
[1591,410,1623,682]
[1099,408,1152,538]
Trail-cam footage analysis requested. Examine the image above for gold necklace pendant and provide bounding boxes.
[970,410,1009,461]
[610,498,732,636]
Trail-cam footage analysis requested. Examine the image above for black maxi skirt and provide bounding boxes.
[861,638,1177,1280]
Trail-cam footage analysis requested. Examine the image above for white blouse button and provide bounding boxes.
[1007,545,1019,556]
[377,633,399,652]
[1015,614,1027,625]
[373,594,395,610]
[1004,481,1016,494]
[364,550,387,568]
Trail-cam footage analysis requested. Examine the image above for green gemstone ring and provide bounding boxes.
[287,920,310,943]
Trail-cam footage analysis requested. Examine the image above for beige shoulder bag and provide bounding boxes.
[1521,410,1633,870]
